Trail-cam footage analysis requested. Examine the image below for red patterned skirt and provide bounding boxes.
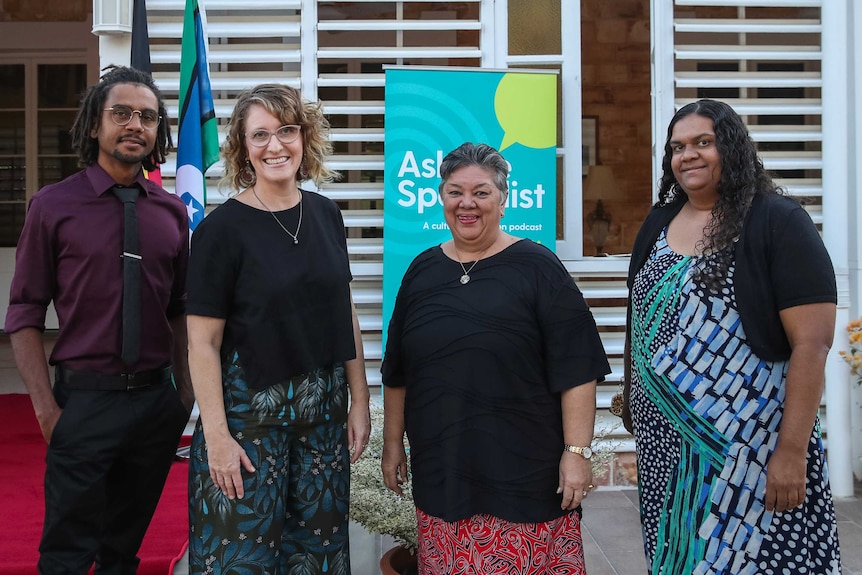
[416,507,586,575]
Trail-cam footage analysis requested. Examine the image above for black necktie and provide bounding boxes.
[113,186,141,368]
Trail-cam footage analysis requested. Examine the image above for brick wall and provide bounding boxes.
[581,0,653,256]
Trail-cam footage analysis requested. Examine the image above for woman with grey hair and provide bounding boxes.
[381,142,608,574]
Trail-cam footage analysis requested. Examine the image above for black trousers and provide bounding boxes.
[39,379,188,575]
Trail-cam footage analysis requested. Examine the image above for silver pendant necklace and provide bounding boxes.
[252,186,302,244]
[454,246,490,285]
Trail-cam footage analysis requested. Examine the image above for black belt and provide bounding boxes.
[55,365,173,391]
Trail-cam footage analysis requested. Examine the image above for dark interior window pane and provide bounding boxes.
[0,65,25,107]
[38,111,76,155]
[38,64,87,108]
[0,111,25,154]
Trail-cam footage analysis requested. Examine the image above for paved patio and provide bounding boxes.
[580,486,862,575]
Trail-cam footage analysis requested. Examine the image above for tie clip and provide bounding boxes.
[121,252,142,260]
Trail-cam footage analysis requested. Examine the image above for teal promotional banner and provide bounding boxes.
[383,66,557,330]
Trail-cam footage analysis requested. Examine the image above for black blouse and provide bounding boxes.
[382,240,610,523]
[187,191,355,389]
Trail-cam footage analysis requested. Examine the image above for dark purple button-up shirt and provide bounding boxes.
[5,164,189,373]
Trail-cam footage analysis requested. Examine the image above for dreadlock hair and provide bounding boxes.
[656,99,782,291]
[70,65,172,171]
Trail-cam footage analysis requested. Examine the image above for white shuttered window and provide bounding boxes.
[144,0,486,388]
[653,0,827,436]
[656,0,823,222]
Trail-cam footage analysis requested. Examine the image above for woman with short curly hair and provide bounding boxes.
[186,84,370,575]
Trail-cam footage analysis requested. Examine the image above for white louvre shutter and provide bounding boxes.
[660,4,862,478]
[658,0,823,222]
[653,0,828,433]
[144,0,484,389]
[145,0,302,190]
[315,1,483,388]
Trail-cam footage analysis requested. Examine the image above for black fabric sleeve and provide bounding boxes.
[537,261,611,393]
[324,195,353,282]
[186,210,237,319]
[768,204,837,310]
[380,257,418,389]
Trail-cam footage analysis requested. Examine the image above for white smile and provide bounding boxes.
[264,156,289,165]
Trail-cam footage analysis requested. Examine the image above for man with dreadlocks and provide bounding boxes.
[5,65,193,574]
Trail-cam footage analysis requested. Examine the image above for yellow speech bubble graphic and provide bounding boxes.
[495,73,557,151]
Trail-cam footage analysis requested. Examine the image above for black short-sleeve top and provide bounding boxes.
[381,239,610,523]
[187,191,355,389]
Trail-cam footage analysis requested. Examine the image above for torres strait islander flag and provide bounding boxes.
[130,0,162,185]
[177,0,219,231]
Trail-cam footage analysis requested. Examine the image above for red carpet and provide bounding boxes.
[0,394,189,575]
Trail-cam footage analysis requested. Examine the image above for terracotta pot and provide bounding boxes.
[379,546,418,575]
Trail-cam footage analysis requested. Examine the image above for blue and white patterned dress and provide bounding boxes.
[630,230,842,575]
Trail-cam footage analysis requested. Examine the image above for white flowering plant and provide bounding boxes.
[350,404,418,551]
[840,317,862,385]
[350,404,622,556]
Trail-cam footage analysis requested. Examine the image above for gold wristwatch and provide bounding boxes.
[563,444,593,459]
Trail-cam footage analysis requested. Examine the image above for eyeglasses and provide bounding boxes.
[104,106,161,130]
[246,125,301,148]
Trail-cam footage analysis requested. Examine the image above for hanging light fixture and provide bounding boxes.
[92,0,133,35]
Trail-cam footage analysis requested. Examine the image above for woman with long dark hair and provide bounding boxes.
[623,99,842,573]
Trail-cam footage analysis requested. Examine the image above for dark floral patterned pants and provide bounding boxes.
[189,353,351,575]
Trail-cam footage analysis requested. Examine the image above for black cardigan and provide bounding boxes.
[626,193,836,361]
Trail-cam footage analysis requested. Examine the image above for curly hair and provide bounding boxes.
[221,84,337,191]
[69,65,172,171]
[438,142,509,202]
[657,99,782,289]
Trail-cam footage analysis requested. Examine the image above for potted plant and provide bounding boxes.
[350,404,418,575]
